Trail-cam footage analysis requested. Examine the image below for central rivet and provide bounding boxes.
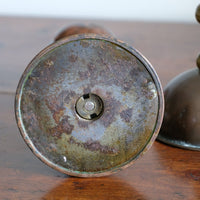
[85,101,95,111]
[75,93,104,120]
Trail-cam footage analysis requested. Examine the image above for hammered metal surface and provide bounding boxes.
[16,35,162,176]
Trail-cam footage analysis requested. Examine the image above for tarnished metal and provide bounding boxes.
[197,54,200,69]
[158,68,200,150]
[158,6,200,151]
[75,93,104,120]
[196,4,200,23]
[15,25,164,177]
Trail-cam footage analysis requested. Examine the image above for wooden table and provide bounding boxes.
[0,16,200,200]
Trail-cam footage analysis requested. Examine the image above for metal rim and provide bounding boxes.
[15,34,164,177]
[157,135,200,151]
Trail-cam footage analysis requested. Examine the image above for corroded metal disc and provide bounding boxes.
[15,35,164,177]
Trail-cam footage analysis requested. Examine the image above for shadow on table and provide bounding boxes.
[41,176,148,200]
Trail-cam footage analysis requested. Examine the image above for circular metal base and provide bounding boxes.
[15,34,164,177]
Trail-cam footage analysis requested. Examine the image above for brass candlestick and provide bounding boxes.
[158,5,200,151]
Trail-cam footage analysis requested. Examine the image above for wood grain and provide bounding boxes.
[0,16,200,92]
[0,16,199,200]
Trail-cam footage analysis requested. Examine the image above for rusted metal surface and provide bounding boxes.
[15,32,164,177]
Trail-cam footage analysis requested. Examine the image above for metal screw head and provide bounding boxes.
[75,93,104,120]
[85,101,95,111]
